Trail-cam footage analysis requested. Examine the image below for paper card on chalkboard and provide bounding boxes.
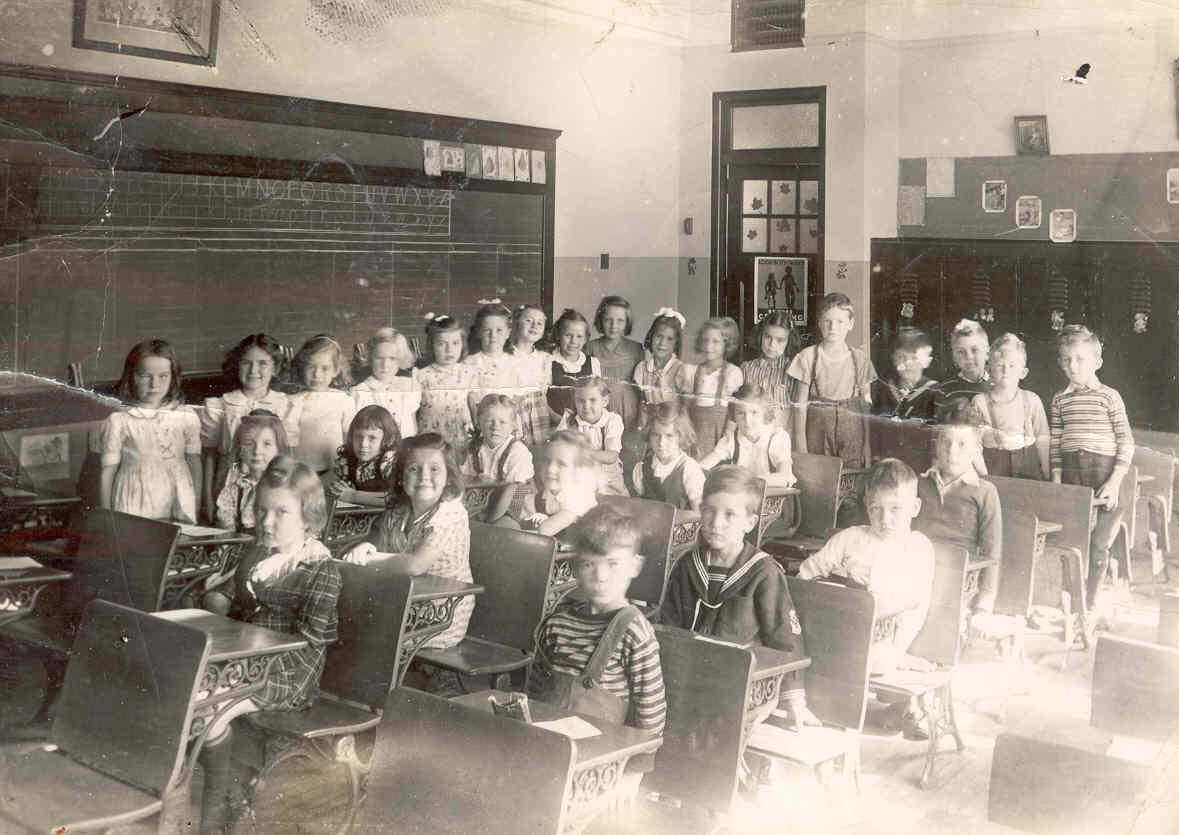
[1015,195,1042,229]
[423,140,441,177]
[465,144,482,178]
[441,144,465,172]
[898,185,925,226]
[983,180,1007,213]
[531,151,546,184]
[481,145,499,179]
[1049,209,1076,243]
[498,147,515,182]
[514,149,531,182]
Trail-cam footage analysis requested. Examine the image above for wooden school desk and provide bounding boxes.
[398,574,485,685]
[0,556,70,626]
[452,689,663,833]
[166,527,254,609]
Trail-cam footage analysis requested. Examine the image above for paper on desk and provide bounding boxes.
[334,501,363,509]
[534,716,602,739]
[178,524,231,538]
[0,487,39,498]
[0,557,42,570]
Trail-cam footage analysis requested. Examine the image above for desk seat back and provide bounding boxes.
[1091,634,1179,741]
[907,541,969,668]
[63,509,181,615]
[359,688,574,834]
[987,476,1094,607]
[467,522,557,651]
[1134,446,1175,509]
[790,453,842,539]
[55,600,209,797]
[786,576,876,730]
[994,508,1039,618]
[647,624,754,814]
[597,495,674,609]
[319,563,413,713]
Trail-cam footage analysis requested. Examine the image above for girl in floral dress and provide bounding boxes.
[416,314,476,460]
[463,300,527,434]
[328,404,401,508]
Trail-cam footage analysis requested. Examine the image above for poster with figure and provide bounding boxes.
[754,256,807,328]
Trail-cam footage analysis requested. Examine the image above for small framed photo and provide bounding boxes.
[1014,115,1050,156]
[1015,195,1042,229]
[1167,168,1179,204]
[73,0,220,66]
[983,180,1007,213]
[1049,209,1077,243]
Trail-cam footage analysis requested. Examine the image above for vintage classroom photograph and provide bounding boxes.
[0,0,1177,832]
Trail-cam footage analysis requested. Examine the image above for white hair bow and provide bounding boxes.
[424,312,436,321]
[953,318,982,334]
[477,298,503,306]
[654,307,686,327]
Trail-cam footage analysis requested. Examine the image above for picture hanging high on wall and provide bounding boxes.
[1049,209,1077,243]
[1015,195,1042,229]
[983,181,1008,213]
[754,256,808,328]
[1014,115,1050,156]
[73,0,220,66]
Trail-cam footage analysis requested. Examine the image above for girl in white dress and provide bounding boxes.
[288,335,355,475]
[99,339,202,523]
[351,327,422,439]
[463,300,526,426]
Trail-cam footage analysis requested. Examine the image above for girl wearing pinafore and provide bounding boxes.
[548,309,602,421]
[676,318,744,459]
[100,339,202,524]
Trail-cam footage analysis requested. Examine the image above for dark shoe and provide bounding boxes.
[902,712,930,742]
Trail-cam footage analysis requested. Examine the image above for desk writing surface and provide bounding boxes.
[451,689,660,766]
[0,562,70,584]
[410,575,484,601]
[154,609,306,660]
[750,644,811,677]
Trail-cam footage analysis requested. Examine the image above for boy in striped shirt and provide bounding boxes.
[1050,325,1134,611]
[529,504,666,736]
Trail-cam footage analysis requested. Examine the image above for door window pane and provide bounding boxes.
[742,218,767,252]
[771,180,796,214]
[798,219,819,254]
[799,180,820,214]
[732,103,820,150]
[770,217,795,254]
[742,180,768,214]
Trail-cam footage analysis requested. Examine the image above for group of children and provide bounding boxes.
[89,290,1136,803]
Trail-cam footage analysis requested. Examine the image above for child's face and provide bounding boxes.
[352,425,384,463]
[989,346,1027,389]
[760,325,790,360]
[700,327,726,362]
[402,447,448,512]
[541,441,580,493]
[371,340,405,382]
[893,346,932,387]
[648,421,682,463]
[935,426,979,480]
[257,486,308,553]
[559,321,587,358]
[574,386,607,424]
[601,305,628,342]
[818,307,853,345]
[239,346,275,395]
[479,404,515,449]
[1059,341,1101,386]
[478,315,511,355]
[433,329,464,366]
[240,427,280,480]
[303,349,338,391]
[576,546,640,613]
[517,309,547,345]
[734,401,771,439]
[866,483,921,540]
[700,490,758,553]
[650,325,678,363]
[952,334,989,381]
[133,355,172,408]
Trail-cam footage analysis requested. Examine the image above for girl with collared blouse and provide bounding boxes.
[632,308,686,413]
[200,333,297,517]
[343,433,473,649]
[351,327,421,440]
[99,339,202,523]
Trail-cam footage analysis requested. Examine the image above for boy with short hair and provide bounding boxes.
[913,418,1003,613]
[934,319,991,423]
[530,504,666,736]
[798,458,936,674]
[872,328,938,422]
[1050,325,1134,611]
[660,466,812,726]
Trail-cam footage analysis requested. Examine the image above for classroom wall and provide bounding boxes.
[1,0,684,360]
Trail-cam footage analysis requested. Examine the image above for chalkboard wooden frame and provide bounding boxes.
[0,61,559,319]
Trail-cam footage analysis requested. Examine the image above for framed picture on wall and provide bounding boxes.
[1015,195,1042,229]
[754,256,808,328]
[1049,209,1077,243]
[1014,115,1050,156]
[73,0,220,66]
[983,180,1008,213]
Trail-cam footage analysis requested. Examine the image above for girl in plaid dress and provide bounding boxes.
[344,433,474,649]
[741,311,800,431]
[510,304,553,447]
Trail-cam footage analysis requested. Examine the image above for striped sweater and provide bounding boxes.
[530,600,666,735]
[1049,380,1134,473]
